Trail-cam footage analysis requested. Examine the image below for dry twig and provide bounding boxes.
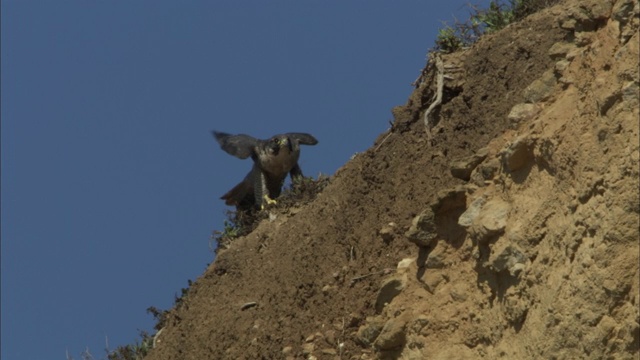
[349,268,394,286]
[152,328,164,348]
[374,130,393,152]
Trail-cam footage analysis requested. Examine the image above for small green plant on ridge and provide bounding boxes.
[106,332,153,360]
[434,0,561,53]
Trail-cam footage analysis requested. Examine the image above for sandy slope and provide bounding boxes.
[145,0,639,358]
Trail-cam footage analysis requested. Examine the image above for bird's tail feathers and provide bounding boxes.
[221,180,253,206]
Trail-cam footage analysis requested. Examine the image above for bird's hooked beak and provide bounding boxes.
[278,137,292,151]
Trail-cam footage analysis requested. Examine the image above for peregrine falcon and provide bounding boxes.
[213,131,318,210]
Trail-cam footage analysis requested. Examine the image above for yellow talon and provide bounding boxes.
[261,195,277,209]
[263,195,277,205]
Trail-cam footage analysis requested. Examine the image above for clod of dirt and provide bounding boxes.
[379,222,397,243]
[405,209,438,247]
[450,147,489,181]
[374,316,409,350]
[356,317,386,346]
[501,136,536,172]
[523,69,557,103]
[375,276,406,313]
[469,198,511,244]
[488,241,527,275]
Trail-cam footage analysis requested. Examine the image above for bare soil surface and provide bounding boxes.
[145,0,639,359]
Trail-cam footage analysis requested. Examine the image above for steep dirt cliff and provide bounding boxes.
[145,0,639,359]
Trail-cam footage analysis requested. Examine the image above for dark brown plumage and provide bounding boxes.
[213,131,318,209]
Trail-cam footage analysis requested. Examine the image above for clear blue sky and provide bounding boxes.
[2,1,489,358]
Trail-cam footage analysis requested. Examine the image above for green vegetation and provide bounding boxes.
[106,333,153,360]
[210,210,250,251]
[65,282,190,360]
[435,0,561,53]
[435,26,469,54]
[65,331,153,360]
[280,174,330,207]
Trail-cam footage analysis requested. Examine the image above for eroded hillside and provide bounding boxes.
[145,0,639,359]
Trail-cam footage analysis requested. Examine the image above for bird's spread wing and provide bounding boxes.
[285,133,318,146]
[213,131,259,159]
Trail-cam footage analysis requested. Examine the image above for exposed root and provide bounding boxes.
[424,54,445,141]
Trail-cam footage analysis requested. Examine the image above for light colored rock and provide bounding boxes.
[555,60,570,74]
[458,197,486,227]
[321,348,337,355]
[470,198,511,243]
[301,342,315,355]
[597,315,617,335]
[576,32,597,47]
[508,103,540,128]
[396,258,414,270]
[450,282,469,302]
[548,42,577,60]
[566,46,583,62]
[585,0,612,21]
[523,70,557,103]
[560,18,577,30]
[478,199,510,234]
[282,346,293,355]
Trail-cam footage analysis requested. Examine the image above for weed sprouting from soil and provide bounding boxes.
[105,332,153,360]
[435,0,561,53]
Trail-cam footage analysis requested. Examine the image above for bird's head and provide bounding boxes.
[266,135,292,154]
